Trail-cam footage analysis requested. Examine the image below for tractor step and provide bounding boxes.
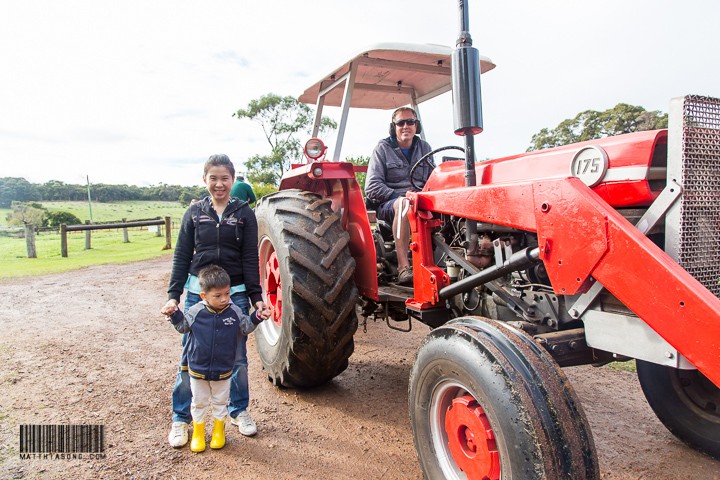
[377,284,414,303]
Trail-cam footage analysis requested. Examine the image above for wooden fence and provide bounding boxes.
[59,216,172,257]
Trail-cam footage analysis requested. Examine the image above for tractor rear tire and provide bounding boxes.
[409,317,599,480]
[254,190,359,388]
[636,360,720,459]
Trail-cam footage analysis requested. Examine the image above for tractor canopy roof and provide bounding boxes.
[298,42,495,111]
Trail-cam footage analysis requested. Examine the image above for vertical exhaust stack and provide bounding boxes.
[452,0,483,252]
[452,0,484,140]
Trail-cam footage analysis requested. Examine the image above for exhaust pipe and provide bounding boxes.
[452,0,484,252]
[452,0,484,138]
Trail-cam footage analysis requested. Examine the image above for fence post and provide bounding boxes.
[122,218,129,243]
[24,223,37,258]
[84,220,92,249]
[164,216,172,250]
[60,224,68,257]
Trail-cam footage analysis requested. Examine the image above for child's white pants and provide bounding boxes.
[189,377,230,423]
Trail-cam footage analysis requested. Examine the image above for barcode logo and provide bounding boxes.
[20,424,104,453]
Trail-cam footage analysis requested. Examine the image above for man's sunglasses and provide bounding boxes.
[394,119,418,127]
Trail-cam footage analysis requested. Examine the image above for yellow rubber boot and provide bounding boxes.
[190,421,205,452]
[210,418,226,449]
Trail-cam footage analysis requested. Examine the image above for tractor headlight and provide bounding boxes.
[304,138,327,161]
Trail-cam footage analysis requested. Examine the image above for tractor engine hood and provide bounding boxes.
[423,129,668,208]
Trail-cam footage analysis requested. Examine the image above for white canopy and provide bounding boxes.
[298,42,495,110]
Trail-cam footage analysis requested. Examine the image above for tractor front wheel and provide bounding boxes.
[409,317,599,479]
[637,360,720,459]
[254,190,359,388]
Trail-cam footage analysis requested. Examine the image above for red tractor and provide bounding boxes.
[253,3,720,478]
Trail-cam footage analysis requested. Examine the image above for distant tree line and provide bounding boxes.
[0,177,207,208]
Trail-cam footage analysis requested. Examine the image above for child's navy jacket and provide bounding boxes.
[169,302,261,381]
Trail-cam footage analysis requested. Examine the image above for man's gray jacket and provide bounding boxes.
[364,135,435,206]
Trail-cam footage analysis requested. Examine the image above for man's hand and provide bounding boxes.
[161,299,179,316]
[254,301,271,320]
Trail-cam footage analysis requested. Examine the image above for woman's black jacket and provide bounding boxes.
[167,196,263,306]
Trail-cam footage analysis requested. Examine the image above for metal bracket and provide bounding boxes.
[492,238,513,268]
[568,180,682,318]
[583,310,695,369]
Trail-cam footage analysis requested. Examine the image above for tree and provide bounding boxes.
[6,201,46,227]
[345,155,370,195]
[253,182,278,201]
[0,177,38,208]
[528,103,668,151]
[0,177,211,205]
[178,191,192,207]
[41,180,85,201]
[46,210,82,227]
[234,93,337,185]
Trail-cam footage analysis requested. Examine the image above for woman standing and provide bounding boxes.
[160,154,267,448]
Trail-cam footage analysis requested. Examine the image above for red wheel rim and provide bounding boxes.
[444,395,500,480]
[261,243,282,327]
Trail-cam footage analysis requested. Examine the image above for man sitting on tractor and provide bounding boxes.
[365,107,435,286]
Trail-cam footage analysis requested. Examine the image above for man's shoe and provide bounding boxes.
[168,421,189,448]
[397,267,413,286]
[230,410,257,436]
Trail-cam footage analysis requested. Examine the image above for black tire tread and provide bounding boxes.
[256,190,359,388]
[636,360,720,459]
[409,317,599,479]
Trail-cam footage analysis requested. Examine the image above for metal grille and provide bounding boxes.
[671,95,720,298]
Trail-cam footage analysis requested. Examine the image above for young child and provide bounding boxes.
[167,264,268,452]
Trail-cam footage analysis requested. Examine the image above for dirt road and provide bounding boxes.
[0,257,718,479]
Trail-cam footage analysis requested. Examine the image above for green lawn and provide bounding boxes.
[42,200,189,224]
[0,208,10,225]
[608,360,637,373]
[0,201,188,278]
[1,201,189,226]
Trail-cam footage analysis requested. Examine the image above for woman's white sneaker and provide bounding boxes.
[230,411,257,436]
[168,421,189,447]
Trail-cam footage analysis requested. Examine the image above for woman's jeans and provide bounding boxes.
[171,291,250,423]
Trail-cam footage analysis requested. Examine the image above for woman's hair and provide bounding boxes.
[198,264,231,291]
[203,154,235,178]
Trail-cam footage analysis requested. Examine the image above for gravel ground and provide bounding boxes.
[0,257,718,479]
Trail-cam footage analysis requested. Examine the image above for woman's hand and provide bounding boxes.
[161,299,179,316]
[254,300,272,320]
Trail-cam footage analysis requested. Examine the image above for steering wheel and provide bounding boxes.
[409,146,466,191]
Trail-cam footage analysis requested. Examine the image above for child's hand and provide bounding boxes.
[161,299,179,316]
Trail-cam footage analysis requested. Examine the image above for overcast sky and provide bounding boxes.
[2,1,719,187]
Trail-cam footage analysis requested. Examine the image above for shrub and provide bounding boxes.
[254,183,278,201]
[46,210,82,227]
[178,192,192,207]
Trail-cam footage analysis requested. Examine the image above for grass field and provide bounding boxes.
[0,208,10,225]
[608,359,637,373]
[0,201,189,278]
[47,200,188,224]
[1,201,189,226]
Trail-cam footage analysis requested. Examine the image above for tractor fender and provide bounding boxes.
[278,161,378,300]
